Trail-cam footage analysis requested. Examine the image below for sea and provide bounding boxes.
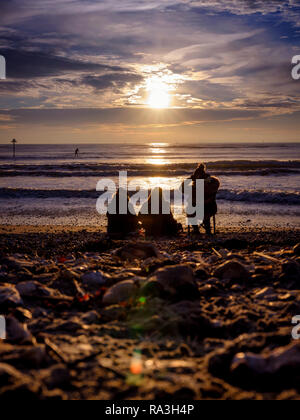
[0,142,299,229]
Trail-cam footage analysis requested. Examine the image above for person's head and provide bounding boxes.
[195,163,206,178]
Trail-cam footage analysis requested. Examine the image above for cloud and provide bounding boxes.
[2,49,126,79]
[82,73,144,91]
[0,107,266,127]
[0,0,299,143]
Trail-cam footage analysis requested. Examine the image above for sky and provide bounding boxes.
[0,0,300,144]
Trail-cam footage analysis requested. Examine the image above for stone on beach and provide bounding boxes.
[281,260,300,280]
[214,260,250,282]
[231,342,300,379]
[81,271,109,287]
[116,242,160,260]
[146,264,199,301]
[16,281,62,298]
[103,280,138,305]
[5,316,33,344]
[0,257,34,272]
[0,285,23,307]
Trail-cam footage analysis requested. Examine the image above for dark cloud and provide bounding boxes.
[82,73,144,91]
[2,49,126,79]
[0,80,34,93]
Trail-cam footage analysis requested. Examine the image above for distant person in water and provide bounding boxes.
[107,188,139,238]
[139,187,182,237]
[75,148,79,158]
[185,163,220,235]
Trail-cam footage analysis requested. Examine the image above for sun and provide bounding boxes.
[147,79,171,109]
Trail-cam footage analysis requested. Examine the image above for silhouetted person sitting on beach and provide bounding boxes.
[139,187,182,237]
[185,163,220,235]
[75,148,79,158]
[107,188,139,238]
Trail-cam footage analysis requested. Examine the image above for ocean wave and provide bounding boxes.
[0,160,300,178]
[1,187,299,205]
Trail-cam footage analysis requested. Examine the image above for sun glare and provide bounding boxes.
[147,79,171,109]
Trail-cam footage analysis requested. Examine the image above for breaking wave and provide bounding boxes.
[1,160,300,178]
[1,187,299,205]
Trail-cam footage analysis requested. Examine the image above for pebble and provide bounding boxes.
[0,285,23,307]
[81,271,108,287]
[214,260,250,282]
[103,280,138,305]
[5,316,33,344]
[146,264,199,301]
[116,242,160,260]
[231,342,300,377]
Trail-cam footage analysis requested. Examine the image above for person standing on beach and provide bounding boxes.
[184,163,220,235]
[75,148,79,158]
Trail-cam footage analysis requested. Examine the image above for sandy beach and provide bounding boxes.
[1,225,300,400]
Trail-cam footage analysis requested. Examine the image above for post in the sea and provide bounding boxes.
[11,138,17,159]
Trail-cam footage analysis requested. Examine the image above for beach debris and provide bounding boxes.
[81,271,109,287]
[214,260,250,282]
[115,242,161,260]
[146,264,199,301]
[253,252,280,263]
[254,287,275,300]
[293,243,300,256]
[103,280,138,305]
[14,307,32,322]
[212,248,223,259]
[231,342,300,378]
[0,285,23,307]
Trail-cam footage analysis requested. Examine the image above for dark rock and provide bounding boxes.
[146,265,200,301]
[81,271,109,287]
[194,266,210,280]
[103,280,138,305]
[116,242,160,260]
[231,342,300,388]
[0,285,23,308]
[221,239,248,250]
[214,260,250,282]
[6,316,33,344]
[44,365,71,390]
[281,260,300,280]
